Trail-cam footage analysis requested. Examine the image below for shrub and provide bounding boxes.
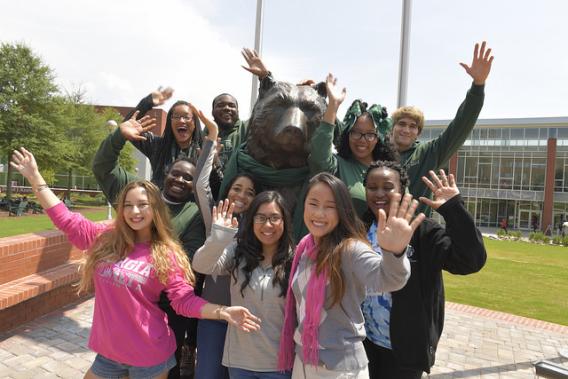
[509,231,522,240]
[533,232,545,242]
[563,236,568,246]
[497,229,507,238]
[552,236,562,245]
[543,236,551,244]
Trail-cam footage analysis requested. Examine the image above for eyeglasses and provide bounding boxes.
[349,131,378,142]
[171,115,194,122]
[253,214,283,225]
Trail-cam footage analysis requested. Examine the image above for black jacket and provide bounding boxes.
[388,194,486,373]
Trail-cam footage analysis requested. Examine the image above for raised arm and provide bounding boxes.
[123,87,174,121]
[11,148,105,249]
[419,170,487,273]
[191,104,220,235]
[124,87,173,157]
[192,200,239,275]
[422,41,494,167]
[93,112,156,204]
[308,73,345,175]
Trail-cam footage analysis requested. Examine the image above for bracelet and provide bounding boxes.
[216,306,226,320]
[33,184,49,194]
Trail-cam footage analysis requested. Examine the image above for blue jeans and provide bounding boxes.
[195,319,229,379]
[229,367,292,379]
[91,353,176,379]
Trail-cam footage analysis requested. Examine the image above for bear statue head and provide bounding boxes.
[246,81,327,169]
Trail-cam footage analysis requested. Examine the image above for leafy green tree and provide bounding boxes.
[51,88,136,194]
[0,43,136,198]
[0,43,61,198]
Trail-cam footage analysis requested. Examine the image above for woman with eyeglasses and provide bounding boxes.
[309,74,397,217]
[188,108,261,379]
[120,87,205,190]
[192,192,295,379]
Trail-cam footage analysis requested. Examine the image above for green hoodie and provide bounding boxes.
[92,128,205,258]
[400,83,485,216]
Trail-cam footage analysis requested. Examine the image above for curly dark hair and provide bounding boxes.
[337,110,399,162]
[232,191,295,297]
[361,160,409,227]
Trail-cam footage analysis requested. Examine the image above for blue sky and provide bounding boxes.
[1,0,566,120]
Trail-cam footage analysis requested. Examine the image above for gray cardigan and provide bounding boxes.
[193,224,287,371]
[292,240,410,371]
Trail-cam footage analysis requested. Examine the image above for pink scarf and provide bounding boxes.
[278,234,328,370]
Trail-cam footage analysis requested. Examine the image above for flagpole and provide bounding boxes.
[249,0,264,112]
[397,0,412,108]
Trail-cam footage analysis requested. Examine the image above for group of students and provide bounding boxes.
[10,41,493,379]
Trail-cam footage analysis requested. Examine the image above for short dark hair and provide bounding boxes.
[212,93,238,109]
[361,160,409,227]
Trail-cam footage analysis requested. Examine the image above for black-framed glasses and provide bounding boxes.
[349,131,378,142]
[171,115,194,122]
[253,214,283,225]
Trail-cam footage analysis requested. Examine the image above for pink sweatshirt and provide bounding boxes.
[46,202,207,366]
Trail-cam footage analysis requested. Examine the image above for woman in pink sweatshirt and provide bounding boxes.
[10,146,261,379]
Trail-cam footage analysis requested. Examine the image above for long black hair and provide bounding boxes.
[154,101,203,181]
[232,191,294,297]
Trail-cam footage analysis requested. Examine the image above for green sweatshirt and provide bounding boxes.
[92,128,205,258]
[400,83,485,216]
[218,119,248,170]
[309,121,370,218]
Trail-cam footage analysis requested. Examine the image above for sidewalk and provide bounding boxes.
[0,297,567,378]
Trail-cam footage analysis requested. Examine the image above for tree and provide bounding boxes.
[51,88,136,194]
[0,43,136,198]
[0,43,61,198]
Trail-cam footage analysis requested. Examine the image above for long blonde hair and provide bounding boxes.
[78,181,195,293]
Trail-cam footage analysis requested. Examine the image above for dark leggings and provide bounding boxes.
[363,339,423,379]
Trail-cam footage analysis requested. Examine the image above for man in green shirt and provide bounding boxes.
[391,41,494,216]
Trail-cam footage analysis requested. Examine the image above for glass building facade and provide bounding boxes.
[420,117,568,232]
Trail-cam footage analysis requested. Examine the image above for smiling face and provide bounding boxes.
[253,201,285,253]
[227,176,256,214]
[163,160,196,203]
[212,95,238,128]
[348,114,378,165]
[365,166,402,218]
[170,104,196,148]
[304,182,339,243]
[123,186,154,241]
[391,117,421,152]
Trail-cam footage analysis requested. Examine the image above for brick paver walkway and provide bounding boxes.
[0,297,567,378]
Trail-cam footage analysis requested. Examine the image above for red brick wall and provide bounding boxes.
[0,231,84,286]
[0,284,91,333]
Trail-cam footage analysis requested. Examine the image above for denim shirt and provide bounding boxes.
[361,221,393,349]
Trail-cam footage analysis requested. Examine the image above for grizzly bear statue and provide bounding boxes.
[220,79,329,240]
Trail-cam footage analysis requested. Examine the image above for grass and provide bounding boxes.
[444,237,568,326]
[0,206,113,238]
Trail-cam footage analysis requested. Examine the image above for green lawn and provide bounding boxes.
[0,207,113,238]
[444,237,568,326]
